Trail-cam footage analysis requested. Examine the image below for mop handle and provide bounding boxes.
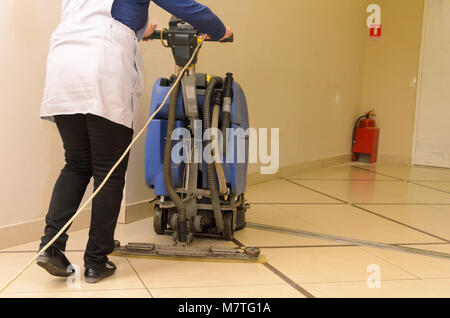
[0,39,205,294]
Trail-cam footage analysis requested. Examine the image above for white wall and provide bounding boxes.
[413,0,450,168]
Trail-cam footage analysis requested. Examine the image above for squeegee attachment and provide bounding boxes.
[112,242,263,263]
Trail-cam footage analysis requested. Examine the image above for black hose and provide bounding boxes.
[221,73,234,155]
[163,82,187,243]
[351,115,366,153]
[203,78,224,233]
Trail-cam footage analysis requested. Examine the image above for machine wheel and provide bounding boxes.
[222,212,234,241]
[153,207,168,235]
[194,215,204,233]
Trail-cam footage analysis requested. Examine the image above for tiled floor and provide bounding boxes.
[1,163,449,298]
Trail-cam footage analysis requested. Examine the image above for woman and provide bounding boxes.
[37,0,233,284]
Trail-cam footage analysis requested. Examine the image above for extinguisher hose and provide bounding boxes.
[351,115,367,152]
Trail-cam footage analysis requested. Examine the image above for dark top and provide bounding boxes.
[111,0,226,40]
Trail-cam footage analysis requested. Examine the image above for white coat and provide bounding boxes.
[40,0,147,129]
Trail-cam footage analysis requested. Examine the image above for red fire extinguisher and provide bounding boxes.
[352,110,380,163]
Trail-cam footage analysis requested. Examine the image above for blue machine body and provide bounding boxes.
[145,78,249,196]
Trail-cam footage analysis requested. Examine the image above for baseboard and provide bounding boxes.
[247,154,350,186]
[0,209,91,251]
[0,198,157,250]
[121,199,156,224]
[377,154,412,165]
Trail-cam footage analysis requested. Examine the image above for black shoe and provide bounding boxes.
[84,261,117,284]
[36,247,74,277]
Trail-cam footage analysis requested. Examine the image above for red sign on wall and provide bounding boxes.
[369,24,382,39]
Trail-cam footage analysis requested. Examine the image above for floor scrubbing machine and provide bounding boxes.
[113,16,260,261]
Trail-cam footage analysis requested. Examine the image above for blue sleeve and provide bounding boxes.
[152,0,226,41]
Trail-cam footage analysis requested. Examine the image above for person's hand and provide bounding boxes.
[200,26,233,42]
[143,23,158,41]
[219,26,233,42]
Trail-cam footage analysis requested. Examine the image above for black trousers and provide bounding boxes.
[40,114,133,269]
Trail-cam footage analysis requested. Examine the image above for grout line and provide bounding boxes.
[351,166,405,181]
[231,238,244,248]
[417,277,450,281]
[284,179,348,204]
[146,282,301,290]
[1,288,150,296]
[359,246,422,279]
[352,204,450,243]
[256,244,356,249]
[353,203,450,206]
[0,250,85,254]
[301,277,426,286]
[125,257,153,298]
[249,242,449,249]
[231,238,315,298]
[410,180,450,182]
[286,178,400,181]
[248,202,347,205]
[352,165,450,196]
[263,262,315,298]
[409,181,450,195]
[399,242,449,246]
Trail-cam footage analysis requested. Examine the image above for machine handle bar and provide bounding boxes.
[143,30,234,43]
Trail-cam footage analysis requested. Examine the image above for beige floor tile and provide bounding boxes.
[273,204,442,244]
[414,181,450,193]
[1,229,89,252]
[294,180,450,204]
[361,244,450,279]
[362,164,450,181]
[0,252,144,294]
[128,257,285,289]
[289,165,396,181]
[234,228,341,247]
[303,279,450,298]
[150,284,304,298]
[1,288,150,298]
[262,247,415,284]
[236,204,343,247]
[356,205,450,240]
[246,179,341,204]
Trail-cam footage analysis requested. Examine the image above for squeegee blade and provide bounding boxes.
[112,243,263,263]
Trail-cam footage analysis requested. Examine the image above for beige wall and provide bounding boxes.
[0,0,64,228]
[360,0,424,163]
[1,0,368,228]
